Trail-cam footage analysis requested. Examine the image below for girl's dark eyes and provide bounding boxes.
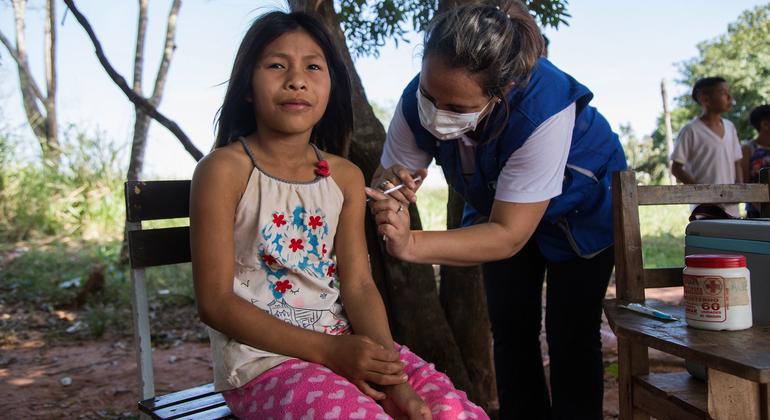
[265,63,323,71]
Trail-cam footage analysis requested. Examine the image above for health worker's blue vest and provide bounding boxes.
[401,58,627,262]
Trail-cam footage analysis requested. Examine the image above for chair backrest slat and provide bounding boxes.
[125,180,191,223]
[644,267,683,288]
[637,183,769,206]
[128,226,191,268]
[613,169,770,302]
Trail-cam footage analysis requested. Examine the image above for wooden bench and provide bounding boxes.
[125,180,234,419]
[605,169,770,420]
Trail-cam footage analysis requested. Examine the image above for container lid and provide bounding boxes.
[685,254,746,268]
[686,219,770,243]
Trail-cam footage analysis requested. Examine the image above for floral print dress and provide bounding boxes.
[208,138,350,391]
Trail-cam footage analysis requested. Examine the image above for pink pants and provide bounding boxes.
[223,344,488,419]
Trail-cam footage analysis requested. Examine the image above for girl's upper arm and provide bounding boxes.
[331,160,372,289]
[190,152,245,313]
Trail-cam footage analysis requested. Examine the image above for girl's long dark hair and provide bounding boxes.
[214,11,352,155]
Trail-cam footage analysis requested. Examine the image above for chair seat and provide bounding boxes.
[138,382,234,419]
[604,299,770,383]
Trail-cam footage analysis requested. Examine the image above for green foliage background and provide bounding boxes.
[336,0,570,58]
[629,4,770,185]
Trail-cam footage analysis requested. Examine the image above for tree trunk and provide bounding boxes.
[5,0,59,168]
[126,0,181,183]
[440,187,496,409]
[44,0,60,167]
[121,0,183,263]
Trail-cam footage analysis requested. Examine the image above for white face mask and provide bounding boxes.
[416,88,495,140]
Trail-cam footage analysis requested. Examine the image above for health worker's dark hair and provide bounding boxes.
[422,0,544,138]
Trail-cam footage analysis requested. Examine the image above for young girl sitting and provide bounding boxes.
[190,10,487,420]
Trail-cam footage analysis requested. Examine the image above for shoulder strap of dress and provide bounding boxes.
[310,142,325,161]
[238,137,259,168]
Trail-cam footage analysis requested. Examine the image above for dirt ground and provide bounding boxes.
[0,287,686,419]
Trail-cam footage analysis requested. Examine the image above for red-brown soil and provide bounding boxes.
[0,287,685,419]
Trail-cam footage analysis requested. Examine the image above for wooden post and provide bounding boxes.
[661,80,675,185]
[708,368,761,419]
[617,338,650,420]
[613,171,645,303]
[613,170,650,419]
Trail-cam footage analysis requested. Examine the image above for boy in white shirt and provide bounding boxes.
[670,76,744,217]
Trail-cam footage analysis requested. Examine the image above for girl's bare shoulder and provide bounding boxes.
[192,143,255,198]
[324,152,365,193]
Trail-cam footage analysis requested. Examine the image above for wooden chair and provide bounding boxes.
[604,169,770,420]
[125,180,234,419]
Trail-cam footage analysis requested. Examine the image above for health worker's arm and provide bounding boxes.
[368,103,576,266]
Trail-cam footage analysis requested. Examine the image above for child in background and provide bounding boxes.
[671,77,743,217]
[741,105,770,218]
[189,10,486,420]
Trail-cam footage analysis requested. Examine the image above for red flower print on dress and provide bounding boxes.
[289,238,304,252]
[261,253,278,266]
[315,160,331,177]
[308,215,323,230]
[275,280,293,294]
[272,213,287,227]
[327,263,336,277]
[321,243,327,257]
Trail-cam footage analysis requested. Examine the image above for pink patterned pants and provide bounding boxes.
[223,344,488,419]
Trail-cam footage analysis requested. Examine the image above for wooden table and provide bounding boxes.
[604,300,770,419]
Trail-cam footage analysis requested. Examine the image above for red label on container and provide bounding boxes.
[683,274,750,323]
[684,275,726,322]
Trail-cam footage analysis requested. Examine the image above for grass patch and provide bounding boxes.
[1,239,198,342]
[416,187,448,231]
[639,205,690,268]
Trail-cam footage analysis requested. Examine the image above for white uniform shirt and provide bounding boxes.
[670,117,742,216]
[381,99,576,204]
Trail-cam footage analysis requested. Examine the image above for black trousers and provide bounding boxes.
[483,240,614,420]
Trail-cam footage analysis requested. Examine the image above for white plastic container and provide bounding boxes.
[683,254,752,331]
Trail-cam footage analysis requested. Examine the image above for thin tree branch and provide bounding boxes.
[149,0,181,106]
[62,0,203,161]
[0,29,46,103]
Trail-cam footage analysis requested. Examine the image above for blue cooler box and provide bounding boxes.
[684,219,770,379]
[685,219,770,325]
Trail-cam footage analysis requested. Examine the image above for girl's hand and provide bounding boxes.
[365,188,416,261]
[371,165,427,205]
[323,334,407,400]
[381,383,432,420]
